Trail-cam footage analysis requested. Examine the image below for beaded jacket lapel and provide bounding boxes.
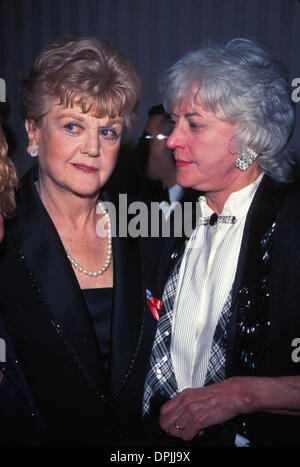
[8,170,109,399]
[101,192,146,397]
[225,175,288,378]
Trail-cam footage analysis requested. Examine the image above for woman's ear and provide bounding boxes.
[25,119,37,156]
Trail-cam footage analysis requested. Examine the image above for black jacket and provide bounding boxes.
[141,175,300,447]
[0,168,156,447]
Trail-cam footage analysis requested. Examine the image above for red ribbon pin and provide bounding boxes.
[146,289,162,321]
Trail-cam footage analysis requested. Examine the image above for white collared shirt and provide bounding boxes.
[168,184,185,204]
[159,184,185,219]
[170,174,263,391]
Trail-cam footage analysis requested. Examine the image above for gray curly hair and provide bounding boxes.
[161,38,295,182]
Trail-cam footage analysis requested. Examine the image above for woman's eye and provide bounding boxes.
[100,128,118,142]
[189,121,203,130]
[64,123,81,133]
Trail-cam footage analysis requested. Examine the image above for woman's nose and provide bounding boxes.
[166,125,184,150]
[81,131,100,157]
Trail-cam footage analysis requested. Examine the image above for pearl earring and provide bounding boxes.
[30,145,39,158]
[235,147,258,172]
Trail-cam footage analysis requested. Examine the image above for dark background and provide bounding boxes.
[1,0,300,187]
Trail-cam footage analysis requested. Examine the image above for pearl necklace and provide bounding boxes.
[66,200,113,277]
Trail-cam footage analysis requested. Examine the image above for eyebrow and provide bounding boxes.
[184,112,203,118]
[106,118,124,126]
[56,113,123,126]
[170,111,203,119]
[56,113,86,123]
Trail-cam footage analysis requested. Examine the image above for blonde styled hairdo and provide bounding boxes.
[0,128,18,216]
[20,37,141,133]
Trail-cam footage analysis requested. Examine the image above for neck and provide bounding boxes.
[36,178,99,230]
[205,168,262,214]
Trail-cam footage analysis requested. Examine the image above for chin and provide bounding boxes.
[176,176,192,189]
[69,185,102,199]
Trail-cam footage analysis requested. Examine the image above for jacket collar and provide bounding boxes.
[101,191,145,397]
[231,175,287,300]
[225,175,289,376]
[9,169,145,399]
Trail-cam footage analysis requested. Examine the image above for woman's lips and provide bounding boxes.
[175,158,191,168]
[71,163,98,173]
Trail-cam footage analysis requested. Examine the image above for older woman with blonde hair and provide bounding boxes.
[0,37,155,446]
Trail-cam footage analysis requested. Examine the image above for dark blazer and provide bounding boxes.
[0,313,46,446]
[0,168,156,447]
[142,175,300,447]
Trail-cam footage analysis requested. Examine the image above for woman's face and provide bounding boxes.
[26,102,124,198]
[167,100,259,199]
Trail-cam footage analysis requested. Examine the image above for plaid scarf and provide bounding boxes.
[143,253,233,415]
[142,255,182,415]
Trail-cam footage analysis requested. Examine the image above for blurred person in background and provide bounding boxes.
[137,104,198,221]
[0,112,45,446]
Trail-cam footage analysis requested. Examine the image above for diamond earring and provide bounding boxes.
[234,147,258,172]
[30,145,39,158]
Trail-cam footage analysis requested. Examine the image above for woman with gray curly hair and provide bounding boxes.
[142,38,300,447]
[0,37,153,446]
